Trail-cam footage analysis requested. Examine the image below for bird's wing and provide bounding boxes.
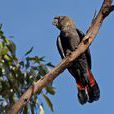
[56,35,65,59]
[76,29,92,69]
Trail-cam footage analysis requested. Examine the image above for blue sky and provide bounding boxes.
[0,0,114,114]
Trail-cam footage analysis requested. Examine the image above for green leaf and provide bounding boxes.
[25,57,30,69]
[45,86,56,95]
[42,94,54,112]
[46,62,55,68]
[4,55,11,61]
[0,46,9,56]
[0,24,2,30]
[25,47,34,56]
[9,40,16,55]
[26,56,45,63]
[19,61,24,68]
[39,105,44,114]
[30,103,35,114]
[5,38,16,56]
[38,65,49,76]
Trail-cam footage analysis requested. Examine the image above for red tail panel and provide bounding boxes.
[87,68,96,87]
[77,81,85,90]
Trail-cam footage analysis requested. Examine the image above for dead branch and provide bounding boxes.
[7,0,114,114]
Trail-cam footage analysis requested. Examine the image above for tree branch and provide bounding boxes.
[7,0,114,114]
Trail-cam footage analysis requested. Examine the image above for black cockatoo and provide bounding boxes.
[52,16,100,105]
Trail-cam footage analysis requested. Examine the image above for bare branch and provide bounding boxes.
[7,0,114,114]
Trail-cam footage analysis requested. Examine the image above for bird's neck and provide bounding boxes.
[60,26,77,38]
[61,25,76,33]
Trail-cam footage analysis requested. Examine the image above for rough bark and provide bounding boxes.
[7,0,114,114]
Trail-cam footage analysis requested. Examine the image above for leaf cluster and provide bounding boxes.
[0,26,55,114]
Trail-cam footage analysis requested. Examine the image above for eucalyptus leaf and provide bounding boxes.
[46,62,55,68]
[45,86,56,95]
[39,105,44,114]
[5,38,16,56]
[0,24,2,30]
[42,94,54,112]
[25,47,34,56]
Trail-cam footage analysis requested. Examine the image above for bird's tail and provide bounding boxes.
[77,80,88,105]
[77,68,100,104]
[86,68,100,103]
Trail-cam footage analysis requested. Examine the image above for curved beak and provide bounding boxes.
[52,18,58,26]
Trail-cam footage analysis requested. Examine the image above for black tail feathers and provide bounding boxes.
[77,69,100,105]
[87,81,100,103]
